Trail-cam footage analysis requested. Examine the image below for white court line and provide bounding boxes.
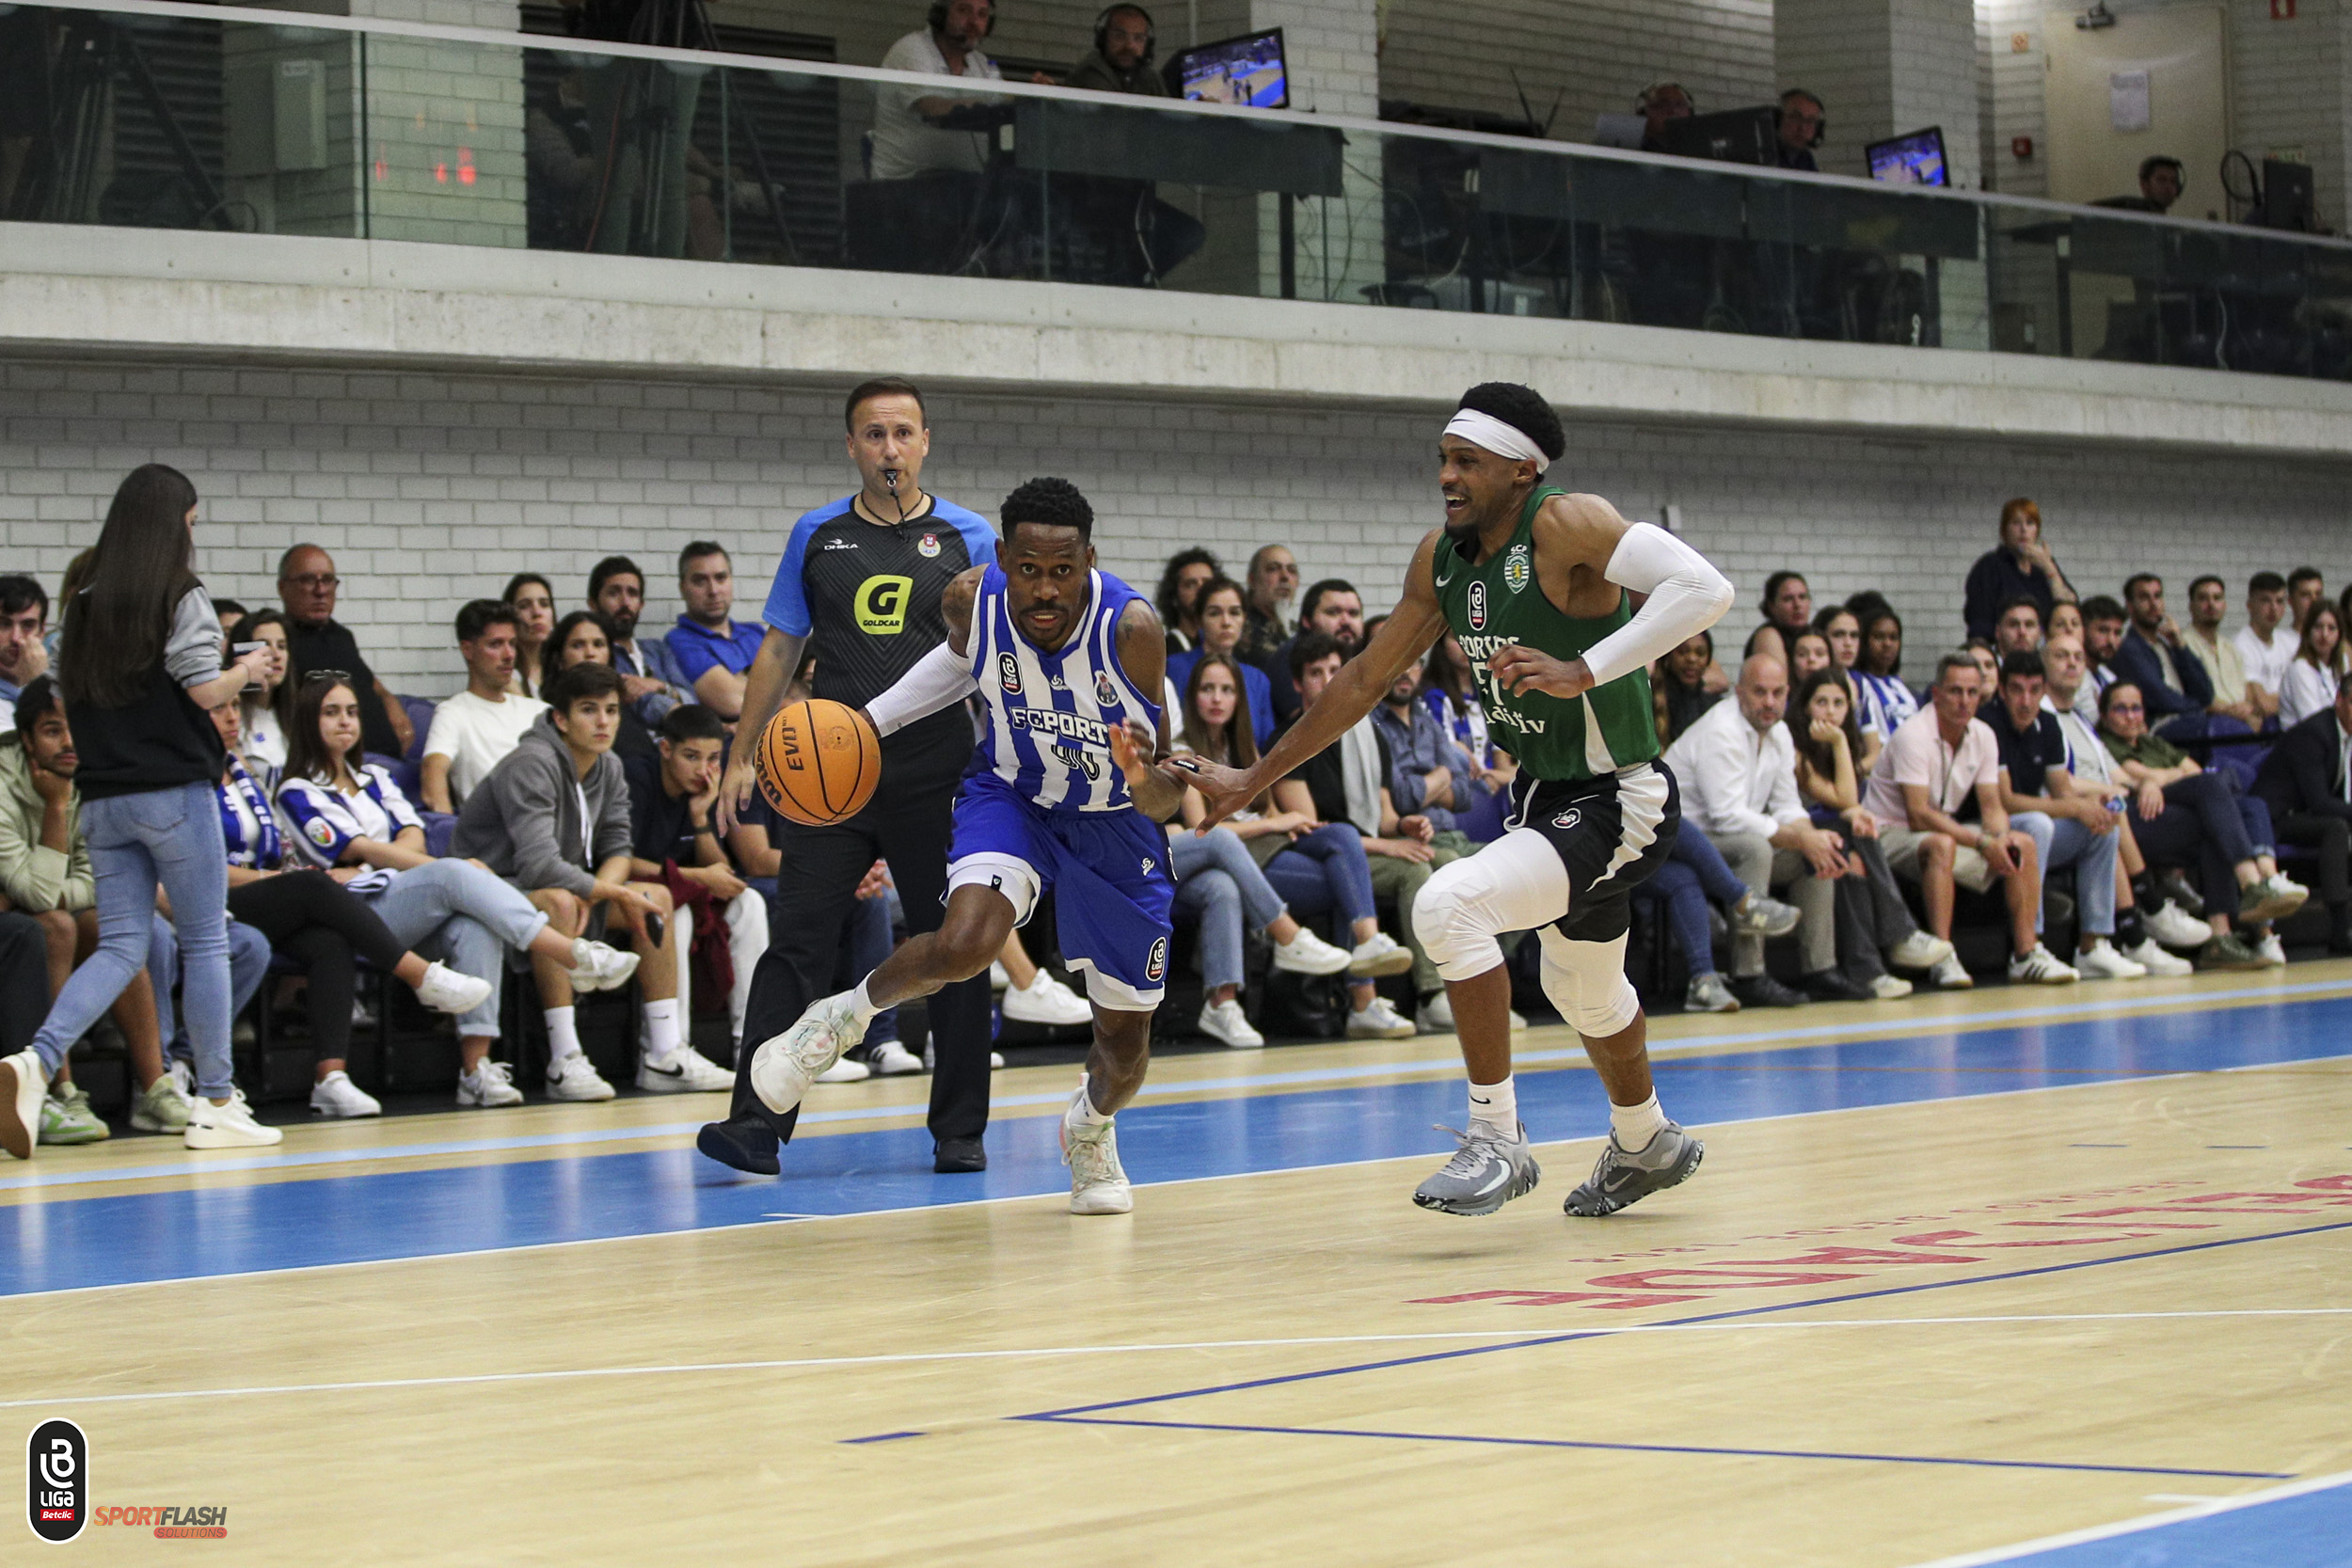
[4,1308,2345,1413]
[1900,1468,2352,1567]
[8,976,2347,1194]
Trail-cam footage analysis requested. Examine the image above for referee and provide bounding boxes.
[706,377,1000,1175]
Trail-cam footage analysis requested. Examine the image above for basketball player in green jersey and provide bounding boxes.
[1183,382,1735,1217]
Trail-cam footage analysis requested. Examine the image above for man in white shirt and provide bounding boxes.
[2233,570,2294,721]
[421,600,548,814]
[2184,574,2265,729]
[1864,652,2074,984]
[1663,656,1851,1005]
[872,0,1007,183]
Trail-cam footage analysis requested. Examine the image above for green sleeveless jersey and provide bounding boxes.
[1431,484,1659,783]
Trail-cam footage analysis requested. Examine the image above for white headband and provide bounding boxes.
[1443,409,1550,472]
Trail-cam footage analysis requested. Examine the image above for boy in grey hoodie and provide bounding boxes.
[455,661,730,1099]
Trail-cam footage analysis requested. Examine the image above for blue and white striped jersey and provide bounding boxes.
[968,565,1160,814]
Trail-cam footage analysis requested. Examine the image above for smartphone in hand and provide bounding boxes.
[233,641,267,691]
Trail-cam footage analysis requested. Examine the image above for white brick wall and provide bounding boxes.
[2,356,2344,697]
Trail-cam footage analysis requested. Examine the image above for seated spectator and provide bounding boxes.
[2099,154,2184,214]
[1775,88,1823,171]
[1850,603,1917,742]
[1664,655,1856,1004]
[502,572,556,700]
[665,542,765,720]
[214,599,247,641]
[1154,548,1222,656]
[2250,670,2352,955]
[2047,600,2085,645]
[1747,571,1812,670]
[2040,633,2200,974]
[1636,80,1694,151]
[548,609,659,766]
[588,555,691,724]
[2288,566,2327,629]
[421,600,548,814]
[1862,652,2074,986]
[2183,574,2265,731]
[1814,604,1863,677]
[234,609,293,784]
[2078,594,2130,724]
[1993,594,2043,659]
[0,573,49,732]
[1065,3,1160,93]
[1238,544,1298,663]
[277,544,414,758]
[1982,651,2143,979]
[1373,645,1508,845]
[209,699,493,1117]
[1964,640,2001,691]
[1654,629,1724,747]
[1165,652,1355,1046]
[2098,681,2306,969]
[1263,578,1366,727]
[0,675,180,1138]
[1166,576,1276,742]
[454,661,725,1098]
[2234,571,2295,720]
[2280,602,2348,726]
[1963,498,2078,644]
[1789,668,1952,994]
[278,672,638,1108]
[1784,626,1833,684]
[624,703,765,1070]
[2111,573,2217,739]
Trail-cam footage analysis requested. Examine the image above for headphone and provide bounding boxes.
[1778,87,1826,149]
[928,0,996,40]
[1635,81,1694,117]
[1093,3,1154,63]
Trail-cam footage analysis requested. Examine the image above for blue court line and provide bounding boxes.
[838,1432,927,1446]
[1026,1417,2293,1481]
[4,994,2349,1298]
[1916,1473,2352,1568]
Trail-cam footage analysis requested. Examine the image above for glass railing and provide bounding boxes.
[9,0,2352,382]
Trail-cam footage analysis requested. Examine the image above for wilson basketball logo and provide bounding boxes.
[1145,937,1168,983]
[998,653,1022,694]
[1468,580,1488,630]
[29,1418,87,1543]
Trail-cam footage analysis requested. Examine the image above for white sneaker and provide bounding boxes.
[0,1047,49,1161]
[1196,998,1264,1049]
[2007,943,2079,985]
[2252,931,2287,968]
[183,1088,284,1148]
[545,1051,616,1101]
[636,1043,732,1093]
[2122,936,2194,976]
[456,1059,525,1108]
[988,960,1010,991]
[1270,927,1352,975]
[1002,970,1094,1026]
[414,960,493,1016]
[1061,1077,1133,1215]
[1888,930,1956,971]
[1928,953,1974,990]
[747,990,862,1117]
[1347,933,1416,979]
[566,937,641,995]
[1417,989,1455,1033]
[1346,996,1416,1038]
[309,1069,382,1118]
[1868,974,1914,1000]
[2147,901,2212,948]
[130,1070,194,1133]
[2074,942,2149,981]
[866,1038,925,1076]
[816,1054,873,1084]
[167,1058,194,1101]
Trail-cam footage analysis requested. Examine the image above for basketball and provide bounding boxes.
[756,698,881,827]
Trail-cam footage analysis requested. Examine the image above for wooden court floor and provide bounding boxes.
[6,964,2351,1566]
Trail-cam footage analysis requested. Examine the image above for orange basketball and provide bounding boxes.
[756,699,881,827]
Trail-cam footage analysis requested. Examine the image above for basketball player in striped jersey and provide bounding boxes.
[1184,382,1736,1219]
[747,478,1188,1213]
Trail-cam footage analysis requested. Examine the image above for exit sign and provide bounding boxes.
[2272,0,2296,18]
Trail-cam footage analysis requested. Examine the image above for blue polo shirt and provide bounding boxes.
[666,616,767,685]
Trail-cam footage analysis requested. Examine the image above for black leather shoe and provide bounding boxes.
[696,1115,780,1176]
[1801,969,1874,1004]
[1730,974,1805,1008]
[933,1136,987,1174]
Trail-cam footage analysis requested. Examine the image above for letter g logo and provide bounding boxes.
[854,575,913,634]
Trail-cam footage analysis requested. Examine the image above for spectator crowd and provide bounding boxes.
[3,460,2347,1156]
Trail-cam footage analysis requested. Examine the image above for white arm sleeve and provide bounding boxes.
[864,640,979,737]
[1579,523,1735,688]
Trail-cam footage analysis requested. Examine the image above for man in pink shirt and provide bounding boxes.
[1864,651,2078,986]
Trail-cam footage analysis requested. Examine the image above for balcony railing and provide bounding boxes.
[10,0,2352,381]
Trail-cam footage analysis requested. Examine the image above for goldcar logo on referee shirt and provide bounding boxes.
[854,576,913,633]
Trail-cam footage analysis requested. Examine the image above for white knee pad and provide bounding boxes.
[1414,858,1506,983]
[1537,927,1640,1037]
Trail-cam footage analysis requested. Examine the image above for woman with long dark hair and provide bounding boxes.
[1166,577,1278,742]
[2,465,280,1158]
[1849,604,1917,741]
[503,571,557,699]
[1152,547,1221,655]
[234,607,293,784]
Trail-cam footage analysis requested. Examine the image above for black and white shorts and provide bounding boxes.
[1503,760,1681,944]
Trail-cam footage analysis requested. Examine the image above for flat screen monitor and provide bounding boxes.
[1591,113,1645,150]
[1656,106,1777,166]
[1866,126,1948,187]
[1168,29,1288,110]
[2258,158,2314,231]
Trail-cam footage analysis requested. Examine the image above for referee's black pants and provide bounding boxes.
[726,753,994,1148]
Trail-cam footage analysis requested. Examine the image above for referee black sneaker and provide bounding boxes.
[934,1136,987,1174]
[696,1112,780,1176]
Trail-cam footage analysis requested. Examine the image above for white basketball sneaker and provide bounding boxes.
[748,990,863,1117]
[1060,1077,1133,1215]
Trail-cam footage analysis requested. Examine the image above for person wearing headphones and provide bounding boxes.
[872,0,1008,185]
[1066,5,1164,94]
[1057,5,1205,283]
[1636,82,1693,153]
[1775,88,1823,172]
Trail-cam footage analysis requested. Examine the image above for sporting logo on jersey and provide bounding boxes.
[918,532,941,559]
[1468,579,1488,631]
[1503,544,1532,595]
[854,575,913,633]
[997,653,1022,694]
[1552,807,1581,832]
[1094,670,1120,708]
[1145,937,1168,983]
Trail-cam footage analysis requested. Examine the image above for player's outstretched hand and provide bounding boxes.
[1168,753,1255,832]
[1108,718,1155,786]
[716,756,759,836]
[1488,645,1597,701]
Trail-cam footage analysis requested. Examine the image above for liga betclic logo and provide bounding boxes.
[26,1421,230,1543]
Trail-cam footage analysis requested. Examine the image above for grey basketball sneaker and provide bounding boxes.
[1411,1122,1541,1216]
[1562,1123,1705,1217]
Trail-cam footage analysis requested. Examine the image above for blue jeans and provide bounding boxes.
[2012,812,2122,937]
[364,859,551,1039]
[1645,857,1721,980]
[1170,827,1289,991]
[1674,826,1753,906]
[1263,824,1376,928]
[150,913,272,1064]
[32,782,235,1097]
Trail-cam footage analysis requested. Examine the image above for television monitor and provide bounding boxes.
[1168,29,1288,110]
[1656,106,1778,166]
[1866,126,1948,187]
[1591,113,1645,150]
[2257,158,2314,231]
